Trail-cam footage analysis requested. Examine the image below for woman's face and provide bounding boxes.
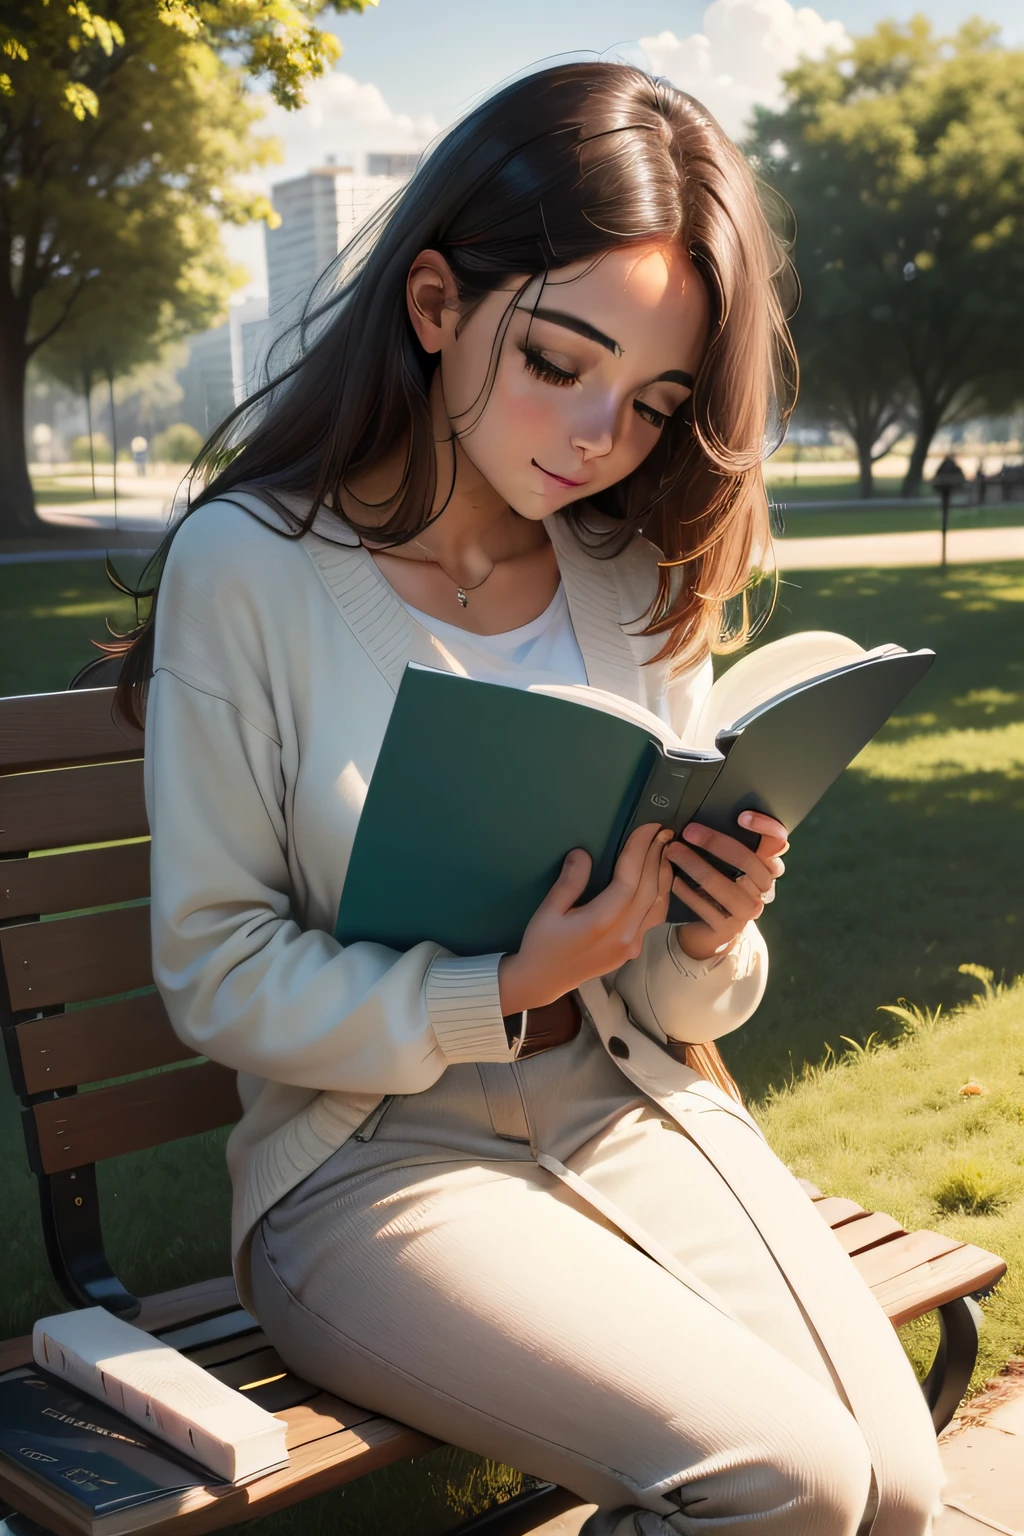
[415,242,710,520]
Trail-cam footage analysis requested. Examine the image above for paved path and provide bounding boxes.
[37,497,173,535]
[523,1369,1024,1535]
[775,524,1024,570]
[7,514,1024,572]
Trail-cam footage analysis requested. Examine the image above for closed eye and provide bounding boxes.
[521,347,578,387]
[634,400,672,429]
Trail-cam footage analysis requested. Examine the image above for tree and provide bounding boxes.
[750,18,1024,497]
[0,0,375,538]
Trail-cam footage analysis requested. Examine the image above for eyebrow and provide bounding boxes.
[517,306,694,388]
[518,305,620,356]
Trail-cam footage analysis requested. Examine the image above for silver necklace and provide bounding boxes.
[409,538,495,608]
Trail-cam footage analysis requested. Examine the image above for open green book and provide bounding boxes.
[335,631,934,955]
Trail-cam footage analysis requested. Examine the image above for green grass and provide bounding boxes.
[754,974,1023,1393]
[721,561,1024,1095]
[1,558,1022,1528]
[772,499,1023,541]
[765,474,908,502]
[0,559,144,695]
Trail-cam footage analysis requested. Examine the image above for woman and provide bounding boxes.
[119,63,943,1535]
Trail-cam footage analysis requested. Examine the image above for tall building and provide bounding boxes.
[178,154,415,429]
[264,157,414,343]
[177,324,234,435]
[178,295,270,433]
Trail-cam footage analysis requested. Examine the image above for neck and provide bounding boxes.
[341,371,548,574]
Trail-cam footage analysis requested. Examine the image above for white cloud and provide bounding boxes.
[260,72,443,181]
[225,72,443,294]
[641,0,848,140]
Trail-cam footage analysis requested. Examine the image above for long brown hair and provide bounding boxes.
[113,61,796,728]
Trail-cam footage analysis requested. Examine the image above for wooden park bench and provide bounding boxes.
[0,687,1008,1536]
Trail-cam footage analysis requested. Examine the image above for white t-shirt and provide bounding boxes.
[400,582,588,689]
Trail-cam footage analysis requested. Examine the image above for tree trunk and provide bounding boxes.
[854,435,875,498]
[0,341,45,537]
[902,409,942,498]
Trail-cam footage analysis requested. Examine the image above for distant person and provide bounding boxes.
[933,454,965,487]
[131,435,148,476]
[111,63,942,1536]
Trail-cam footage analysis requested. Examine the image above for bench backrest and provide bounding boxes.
[0,688,241,1318]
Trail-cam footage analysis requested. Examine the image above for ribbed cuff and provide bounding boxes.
[425,953,517,1064]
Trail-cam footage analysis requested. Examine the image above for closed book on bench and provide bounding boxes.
[335,631,934,953]
[0,1366,214,1520]
[33,1309,289,1485]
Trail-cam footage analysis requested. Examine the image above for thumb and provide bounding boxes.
[546,847,593,914]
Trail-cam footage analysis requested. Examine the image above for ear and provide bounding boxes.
[406,249,461,354]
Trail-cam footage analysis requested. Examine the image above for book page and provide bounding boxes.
[689,632,884,749]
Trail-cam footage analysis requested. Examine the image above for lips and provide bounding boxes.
[532,458,586,489]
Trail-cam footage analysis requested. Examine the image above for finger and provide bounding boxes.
[610,822,665,895]
[544,847,593,915]
[633,831,675,933]
[609,827,673,949]
[677,827,784,892]
[632,826,674,913]
[670,875,733,932]
[670,846,764,922]
[738,871,777,905]
[738,810,788,843]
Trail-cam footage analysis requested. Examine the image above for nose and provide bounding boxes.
[569,401,615,463]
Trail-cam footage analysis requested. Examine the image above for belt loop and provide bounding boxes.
[476,1064,531,1142]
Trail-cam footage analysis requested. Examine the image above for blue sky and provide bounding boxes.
[329,0,1022,123]
[226,0,1022,292]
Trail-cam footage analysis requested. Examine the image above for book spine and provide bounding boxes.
[620,751,718,846]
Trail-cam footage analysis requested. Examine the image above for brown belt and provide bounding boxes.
[515,991,582,1060]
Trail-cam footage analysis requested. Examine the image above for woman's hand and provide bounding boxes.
[498,823,674,1015]
[668,811,789,963]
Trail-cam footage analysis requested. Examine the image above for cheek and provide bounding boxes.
[479,370,561,452]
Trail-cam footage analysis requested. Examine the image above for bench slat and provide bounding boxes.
[873,1244,1008,1329]
[207,1346,288,1391]
[829,1211,905,1255]
[16,993,195,1094]
[279,1394,381,1448]
[187,1331,270,1369]
[141,1416,438,1536]
[205,1345,318,1414]
[140,1280,242,1337]
[29,1060,240,1173]
[0,688,143,773]
[811,1195,868,1227]
[1,840,150,920]
[852,1229,964,1289]
[0,759,147,855]
[2,904,153,1011]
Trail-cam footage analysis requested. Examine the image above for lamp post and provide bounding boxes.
[932,456,966,571]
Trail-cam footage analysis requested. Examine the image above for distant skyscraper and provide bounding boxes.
[265,157,414,343]
[367,152,421,178]
[179,154,415,430]
[178,295,269,432]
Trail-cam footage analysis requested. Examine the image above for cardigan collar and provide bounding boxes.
[301,506,646,705]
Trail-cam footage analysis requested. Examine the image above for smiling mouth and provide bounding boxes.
[532,458,586,488]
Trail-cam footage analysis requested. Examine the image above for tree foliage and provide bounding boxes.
[750,18,1024,496]
[0,0,376,533]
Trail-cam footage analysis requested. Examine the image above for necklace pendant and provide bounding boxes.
[457,587,468,608]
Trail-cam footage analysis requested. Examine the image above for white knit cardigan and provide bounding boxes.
[145,494,768,1305]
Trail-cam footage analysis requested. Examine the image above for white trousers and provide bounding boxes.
[250,1026,944,1534]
